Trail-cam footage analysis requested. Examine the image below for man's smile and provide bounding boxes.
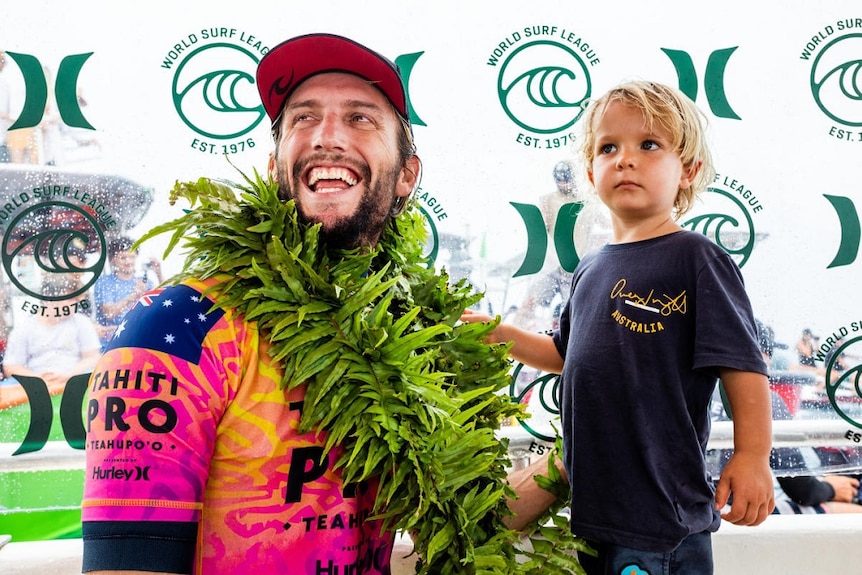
[305,165,360,194]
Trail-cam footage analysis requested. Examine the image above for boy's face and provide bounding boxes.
[588,101,696,229]
[269,72,419,249]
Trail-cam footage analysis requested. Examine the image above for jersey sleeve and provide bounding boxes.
[81,281,235,571]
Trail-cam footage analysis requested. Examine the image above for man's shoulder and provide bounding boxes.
[102,279,237,363]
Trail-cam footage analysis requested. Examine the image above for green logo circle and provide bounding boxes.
[825,335,862,429]
[419,205,440,267]
[2,201,106,301]
[497,40,591,134]
[682,187,756,268]
[172,42,266,139]
[810,33,862,127]
[510,363,560,443]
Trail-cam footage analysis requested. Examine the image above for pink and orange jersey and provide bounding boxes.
[82,278,393,574]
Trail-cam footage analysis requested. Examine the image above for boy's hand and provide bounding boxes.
[714,451,775,526]
[458,309,503,344]
[459,308,494,324]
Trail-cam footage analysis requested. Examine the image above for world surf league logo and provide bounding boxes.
[160,26,270,157]
[2,198,107,302]
[801,19,862,140]
[487,25,601,151]
[800,20,862,270]
[0,191,111,456]
[682,173,765,269]
[819,329,862,430]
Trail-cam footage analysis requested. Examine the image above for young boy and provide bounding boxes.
[465,80,774,574]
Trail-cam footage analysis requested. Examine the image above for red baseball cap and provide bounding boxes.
[256,33,409,125]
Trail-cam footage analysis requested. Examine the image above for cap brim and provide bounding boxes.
[256,33,408,123]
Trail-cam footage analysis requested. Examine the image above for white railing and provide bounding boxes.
[4,417,862,473]
[500,417,862,449]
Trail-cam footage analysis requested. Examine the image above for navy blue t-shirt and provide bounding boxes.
[552,230,767,552]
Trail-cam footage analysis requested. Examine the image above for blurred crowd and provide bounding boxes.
[0,236,161,408]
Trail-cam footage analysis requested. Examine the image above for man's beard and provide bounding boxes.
[277,157,400,250]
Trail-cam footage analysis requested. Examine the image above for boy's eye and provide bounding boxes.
[599,143,616,154]
[642,140,660,150]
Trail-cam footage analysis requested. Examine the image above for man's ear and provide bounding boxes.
[397,155,422,199]
[267,153,277,180]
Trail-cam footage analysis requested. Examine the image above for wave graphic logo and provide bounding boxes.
[172,43,265,140]
[681,186,758,268]
[825,336,862,429]
[2,201,106,300]
[811,34,862,126]
[510,363,560,443]
[497,41,591,134]
[418,204,441,268]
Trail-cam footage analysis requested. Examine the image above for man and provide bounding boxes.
[81,33,421,574]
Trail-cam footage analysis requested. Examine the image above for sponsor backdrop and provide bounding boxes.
[1,0,861,541]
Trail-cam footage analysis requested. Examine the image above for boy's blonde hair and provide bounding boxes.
[579,80,716,218]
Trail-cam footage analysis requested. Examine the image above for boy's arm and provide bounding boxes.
[714,368,775,525]
[460,310,564,373]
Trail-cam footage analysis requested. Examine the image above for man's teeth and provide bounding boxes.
[308,167,357,187]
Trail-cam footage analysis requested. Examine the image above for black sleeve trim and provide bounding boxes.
[82,520,198,574]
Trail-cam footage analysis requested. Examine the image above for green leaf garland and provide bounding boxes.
[140,168,587,574]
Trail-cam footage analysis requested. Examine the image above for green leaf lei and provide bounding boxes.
[142,169,591,573]
[140,169,535,573]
